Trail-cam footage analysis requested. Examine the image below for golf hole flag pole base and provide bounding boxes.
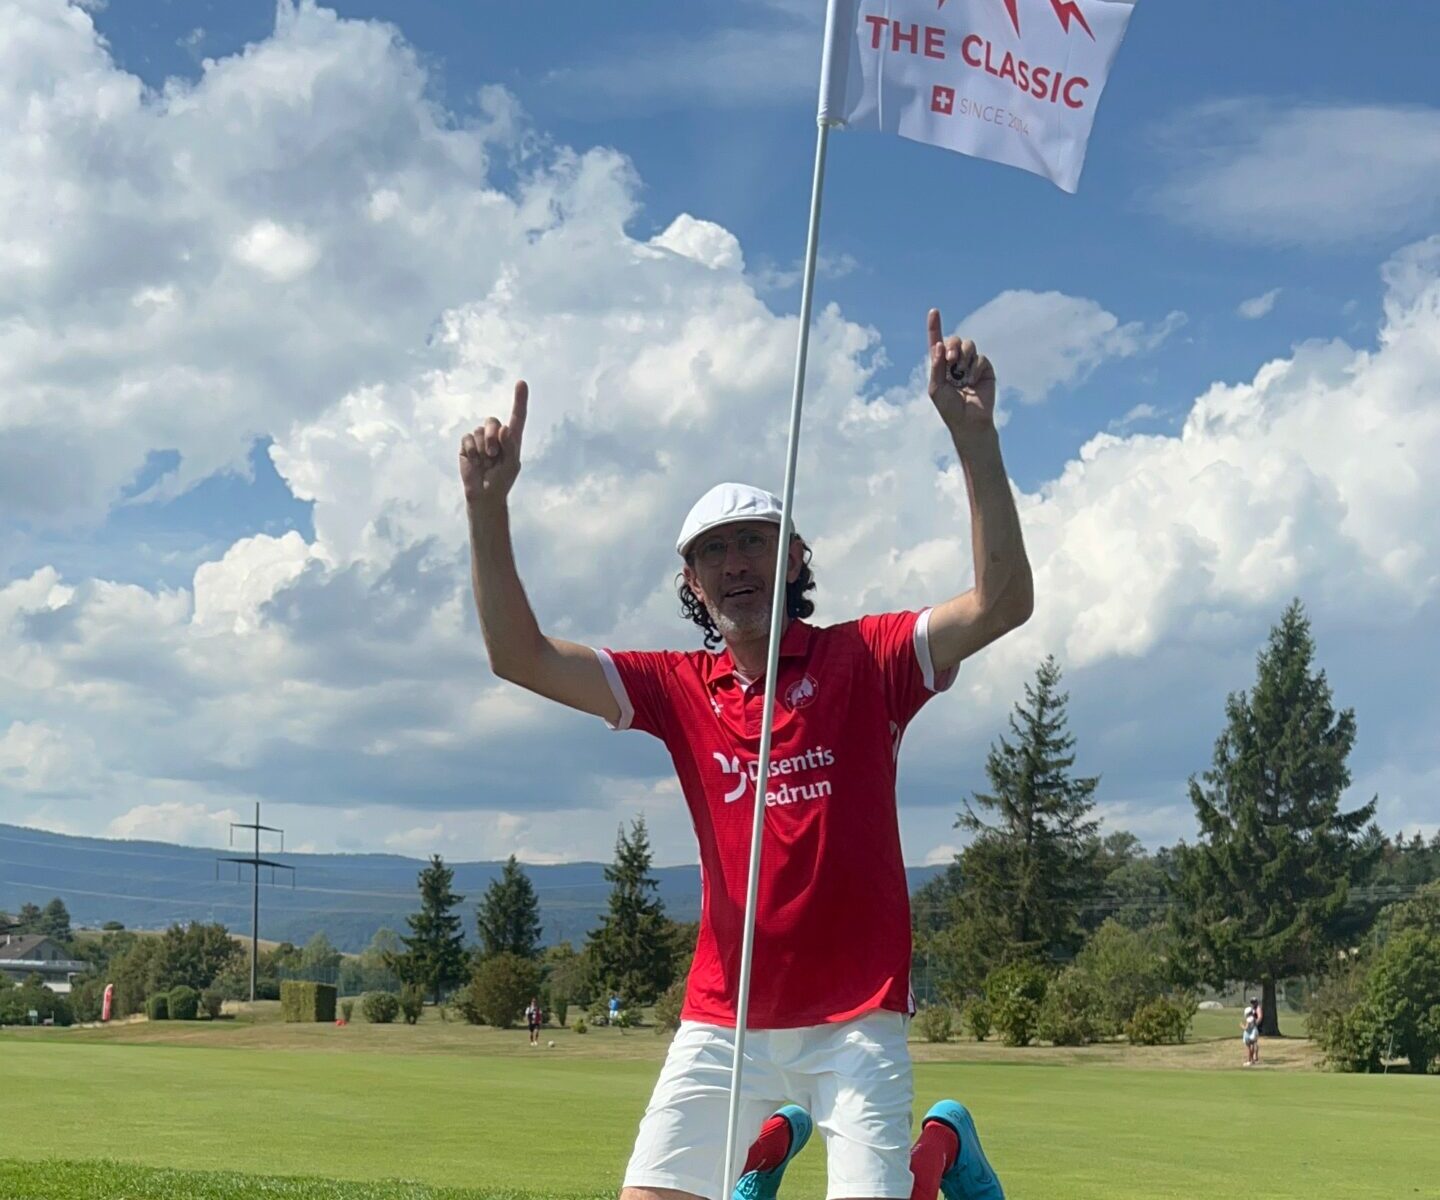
[719,2,1138,1194]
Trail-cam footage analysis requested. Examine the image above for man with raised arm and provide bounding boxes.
[461,311,1032,1200]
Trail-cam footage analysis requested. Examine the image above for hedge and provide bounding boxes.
[146,993,169,1021]
[280,980,338,1023]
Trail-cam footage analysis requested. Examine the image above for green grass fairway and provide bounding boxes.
[1,1037,1435,1199]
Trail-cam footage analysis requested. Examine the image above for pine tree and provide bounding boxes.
[40,898,72,944]
[586,817,673,1005]
[936,656,1101,994]
[476,856,543,960]
[391,855,468,1005]
[1172,600,1377,1035]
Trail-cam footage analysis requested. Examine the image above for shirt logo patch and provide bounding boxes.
[784,674,819,710]
[713,752,748,804]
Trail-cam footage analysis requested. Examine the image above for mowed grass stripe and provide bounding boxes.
[0,1159,609,1200]
[2,1042,1435,1198]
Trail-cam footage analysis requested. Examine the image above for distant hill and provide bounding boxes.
[0,824,944,952]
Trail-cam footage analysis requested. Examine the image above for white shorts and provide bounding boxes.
[623,1010,914,1200]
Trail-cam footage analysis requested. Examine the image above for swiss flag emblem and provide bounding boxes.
[931,85,955,115]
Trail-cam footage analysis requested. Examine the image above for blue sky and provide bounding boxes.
[1,0,1438,868]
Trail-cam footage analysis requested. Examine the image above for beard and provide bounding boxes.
[709,593,773,643]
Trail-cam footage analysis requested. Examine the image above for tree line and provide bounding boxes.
[910,599,1439,1069]
[6,599,1436,1064]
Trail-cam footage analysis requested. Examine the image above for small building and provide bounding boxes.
[0,934,91,995]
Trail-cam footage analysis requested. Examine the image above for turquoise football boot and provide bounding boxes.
[731,1104,813,1200]
[923,1099,1004,1200]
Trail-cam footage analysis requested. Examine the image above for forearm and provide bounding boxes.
[466,499,545,679]
[951,426,1033,617]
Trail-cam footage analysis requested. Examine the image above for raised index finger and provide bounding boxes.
[927,308,944,353]
[508,380,529,448]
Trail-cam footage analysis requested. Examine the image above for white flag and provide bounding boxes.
[819,0,1138,192]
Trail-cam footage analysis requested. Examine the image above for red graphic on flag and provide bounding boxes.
[1048,0,1095,38]
[941,0,1095,41]
[931,85,956,114]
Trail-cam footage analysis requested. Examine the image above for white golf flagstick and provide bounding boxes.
[718,2,1138,1190]
[717,112,834,1198]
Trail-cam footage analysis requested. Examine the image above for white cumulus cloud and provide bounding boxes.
[1,1,1437,865]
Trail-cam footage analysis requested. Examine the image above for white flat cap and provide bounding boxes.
[676,482,787,556]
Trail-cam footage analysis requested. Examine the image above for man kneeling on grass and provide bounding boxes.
[461,311,1031,1200]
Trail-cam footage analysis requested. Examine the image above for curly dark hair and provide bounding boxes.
[676,542,817,650]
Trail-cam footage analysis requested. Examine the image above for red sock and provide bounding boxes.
[742,1113,794,1174]
[909,1119,960,1200]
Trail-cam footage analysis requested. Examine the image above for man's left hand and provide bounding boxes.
[927,308,996,440]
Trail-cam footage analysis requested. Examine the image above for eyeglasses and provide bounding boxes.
[692,529,776,568]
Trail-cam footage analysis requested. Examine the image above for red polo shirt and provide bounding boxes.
[599,610,956,1029]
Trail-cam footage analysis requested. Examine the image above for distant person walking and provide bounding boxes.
[526,997,543,1047]
[608,994,621,1026]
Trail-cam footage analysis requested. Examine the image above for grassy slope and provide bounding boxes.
[1,1021,1435,1200]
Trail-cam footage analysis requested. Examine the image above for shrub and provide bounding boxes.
[552,995,569,1029]
[573,1018,588,1034]
[1074,920,1170,1036]
[1315,999,1386,1073]
[281,981,338,1023]
[653,979,685,1034]
[340,999,355,1023]
[201,988,225,1020]
[0,979,75,1027]
[615,1008,634,1029]
[399,984,424,1026]
[467,953,542,1029]
[986,962,1049,1047]
[1037,967,1103,1046]
[362,991,400,1024]
[914,1004,954,1044]
[146,993,169,1021]
[1364,929,1440,1074]
[167,985,200,1021]
[1125,996,1193,1045]
[69,977,106,1023]
[964,998,992,1042]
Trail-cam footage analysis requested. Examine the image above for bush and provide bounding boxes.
[399,984,424,1026]
[281,981,338,1023]
[914,1004,954,1044]
[653,979,685,1034]
[340,999,355,1023]
[167,985,200,1021]
[573,1018,588,1034]
[1074,920,1170,1036]
[964,998,992,1042]
[466,953,542,1029]
[1315,999,1387,1073]
[615,1008,635,1029]
[1037,967,1104,1046]
[552,995,569,1029]
[1125,996,1194,1045]
[0,978,75,1027]
[986,962,1049,1047]
[1364,929,1440,1074]
[362,991,400,1024]
[146,993,169,1021]
[69,977,106,1024]
[201,989,225,1020]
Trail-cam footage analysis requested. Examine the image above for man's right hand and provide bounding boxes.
[460,380,528,506]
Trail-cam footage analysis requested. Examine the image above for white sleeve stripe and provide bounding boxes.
[595,649,635,731]
[914,608,958,694]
